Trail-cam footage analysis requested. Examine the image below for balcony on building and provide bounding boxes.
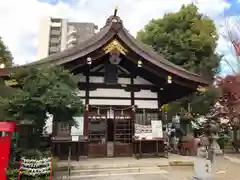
[49,46,60,54]
[67,35,77,47]
[68,25,77,36]
[50,38,60,45]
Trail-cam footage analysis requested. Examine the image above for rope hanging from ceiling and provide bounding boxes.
[87,104,136,111]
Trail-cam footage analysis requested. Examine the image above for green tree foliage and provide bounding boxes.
[137,4,221,80]
[0,36,13,67]
[137,4,222,120]
[0,37,14,119]
[1,67,83,148]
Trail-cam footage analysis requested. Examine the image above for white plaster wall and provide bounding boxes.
[135,90,157,98]
[80,99,86,104]
[74,70,159,108]
[135,100,158,109]
[89,76,131,84]
[90,88,130,98]
[134,76,152,85]
[89,99,130,106]
[90,76,103,83]
[118,77,131,84]
[77,90,85,96]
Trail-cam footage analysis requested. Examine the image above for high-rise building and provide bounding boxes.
[37,17,98,59]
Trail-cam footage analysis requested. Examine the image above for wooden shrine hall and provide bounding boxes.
[0,8,209,159]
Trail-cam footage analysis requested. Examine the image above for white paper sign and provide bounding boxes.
[151,120,163,138]
[71,117,84,136]
[194,158,212,179]
[71,135,79,142]
[134,124,152,140]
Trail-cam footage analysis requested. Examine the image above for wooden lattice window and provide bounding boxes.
[57,123,70,135]
[88,118,106,144]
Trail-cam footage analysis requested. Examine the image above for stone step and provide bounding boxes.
[55,168,169,180]
[56,166,165,177]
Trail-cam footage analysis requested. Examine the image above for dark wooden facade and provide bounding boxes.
[0,9,209,159]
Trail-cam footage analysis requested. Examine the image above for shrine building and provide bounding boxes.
[0,8,209,159]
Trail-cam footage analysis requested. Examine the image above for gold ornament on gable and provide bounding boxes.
[103,39,128,55]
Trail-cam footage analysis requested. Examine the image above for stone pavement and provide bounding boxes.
[57,153,195,170]
[224,153,240,163]
[56,154,240,180]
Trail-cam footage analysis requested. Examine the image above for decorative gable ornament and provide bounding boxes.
[103,39,128,55]
[109,51,121,64]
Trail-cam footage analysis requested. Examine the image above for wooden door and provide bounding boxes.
[114,110,133,156]
[88,108,107,157]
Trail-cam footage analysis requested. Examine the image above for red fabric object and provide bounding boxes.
[0,136,11,180]
[0,122,16,132]
[0,122,16,180]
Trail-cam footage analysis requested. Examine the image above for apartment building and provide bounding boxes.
[37,17,98,59]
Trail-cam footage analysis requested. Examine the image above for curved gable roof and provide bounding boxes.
[2,13,210,86]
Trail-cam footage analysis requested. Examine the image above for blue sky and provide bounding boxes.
[0,0,239,76]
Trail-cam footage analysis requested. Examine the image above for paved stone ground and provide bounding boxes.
[57,154,195,169]
[161,156,240,180]
[213,155,240,180]
[76,174,186,180]
[56,154,240,180]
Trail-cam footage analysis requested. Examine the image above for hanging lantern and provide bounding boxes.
[197,86,207,92]
[137,60,142,67]
[0,63,5,69]
[87,57,92,65]
[167,75,172,84]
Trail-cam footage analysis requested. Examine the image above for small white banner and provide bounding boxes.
[151,120,163,138]
[71,135,79,142]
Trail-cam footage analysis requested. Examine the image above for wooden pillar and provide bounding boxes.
[84,68,90,157]
[83,106,89,137]
[52,122,58,137]
[130,77,136,156]
[157,92,161,121]
[85,68,90,105]
[130,77,135,142]
[131,77,135,131]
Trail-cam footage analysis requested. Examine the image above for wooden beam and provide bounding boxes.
[125,52,199,89]
[84,71,132,78]
[79,96,158,101]
[78,82,159,92]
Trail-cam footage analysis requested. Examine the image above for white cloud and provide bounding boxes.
[0,0,230,66]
